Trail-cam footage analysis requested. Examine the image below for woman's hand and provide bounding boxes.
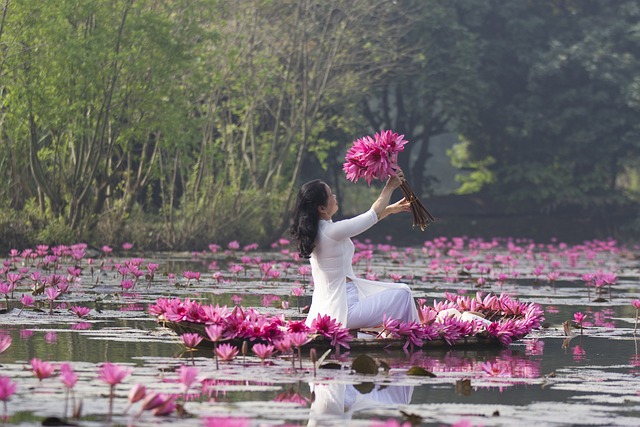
[383,197,411,217]
[372,167,408,220]
[386,168,406,190]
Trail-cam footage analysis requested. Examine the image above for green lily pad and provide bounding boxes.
[407,366,436,377]
[352,354,378,375]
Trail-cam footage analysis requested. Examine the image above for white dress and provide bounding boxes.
[304,209,419,329]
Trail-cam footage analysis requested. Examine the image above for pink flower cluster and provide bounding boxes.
[151,291,543,352]
[343,130,408,185]
[381,292,544,348]
[309,314,352,350]
[150,298,354,349]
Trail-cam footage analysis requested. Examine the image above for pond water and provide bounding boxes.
[1,238,640,426]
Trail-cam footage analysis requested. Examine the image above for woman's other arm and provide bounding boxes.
[370,169,407,220]
[377,197,411,221]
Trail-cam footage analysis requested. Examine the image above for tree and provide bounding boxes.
[451,0,640,212]
[358,0,480,198]
[1,0,197,239]
[165,0,427,246]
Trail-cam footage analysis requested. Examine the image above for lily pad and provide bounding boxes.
[352,354,378,375]
[406,366,436,377]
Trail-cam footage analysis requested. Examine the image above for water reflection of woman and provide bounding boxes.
[307,382,414,426]
[289,169,420,330]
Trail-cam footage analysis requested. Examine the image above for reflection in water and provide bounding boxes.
[397,348,542,380]
[308,382,413,426]
[71,322,92,330]
[19,329,34,339]
[572,344,586,362]
[44,331,58,343]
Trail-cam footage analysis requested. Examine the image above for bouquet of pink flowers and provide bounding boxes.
[343,130,435,231]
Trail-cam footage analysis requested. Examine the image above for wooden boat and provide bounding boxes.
[151,293,543,353]
[162,320,505,352]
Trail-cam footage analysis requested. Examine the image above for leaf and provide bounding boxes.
[406,366,436,377]
[352,354,378,375]
[315,349,332,367]
[41,417,79,426]
[319,362,342,370]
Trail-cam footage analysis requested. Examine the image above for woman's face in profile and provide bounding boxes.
[322,184,338,218]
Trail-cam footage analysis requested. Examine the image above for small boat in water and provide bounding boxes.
[151,292,544,353]
[162,319,505,352]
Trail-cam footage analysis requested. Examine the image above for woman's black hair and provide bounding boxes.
[289,179,329,258]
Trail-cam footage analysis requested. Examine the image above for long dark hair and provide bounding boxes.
[289,179,328,258]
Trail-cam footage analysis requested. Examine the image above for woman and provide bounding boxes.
[290,169,420,330]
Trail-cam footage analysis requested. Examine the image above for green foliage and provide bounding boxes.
[359,0,482,197]
[448,139,495,195]
[1,0,639,248]
[451,0,640,212]
[0,208,33,252]
[34,218,77,247]
[157,186,289,250]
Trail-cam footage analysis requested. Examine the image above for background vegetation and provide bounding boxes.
[1,0,638,251]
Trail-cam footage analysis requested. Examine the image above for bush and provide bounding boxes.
[0,208,34,252]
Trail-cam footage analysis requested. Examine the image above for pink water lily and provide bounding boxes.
[0,335,11,354]
[633,300,640,333]
[99,362,132,420]
[0,282,12,301]
[177,365,199,391]
[573,312,587,333]
[59,363,78,418]
[252,343,275,364]
[215,343,239,362]
[289,332,311,348]
[20,294,34,307]
[98,362,132,386]
[310,314,352,351]
[128,384,146,404]
[141,392,167,411]
[44,287,61,315]
[31,358,56,381]
[205,324,224,342]
[151,395,177,416]
[382,317,430,351]
[70,306,91,318]
[59,363,78,389]
[146,262,159,274]
[0,376,17,401]
[486,321,516,347]
[343,130,407,185]
[181,332,203,349]
[183,271,201,284]
[0,376,17,416]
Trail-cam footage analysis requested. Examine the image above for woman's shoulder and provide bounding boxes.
[336,209,377,224]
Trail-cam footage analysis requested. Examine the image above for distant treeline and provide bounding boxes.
[0,0,638,251]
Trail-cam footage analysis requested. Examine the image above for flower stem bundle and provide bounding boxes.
[399,181,436,231]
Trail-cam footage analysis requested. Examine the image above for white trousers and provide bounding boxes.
[345,282,418,329]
